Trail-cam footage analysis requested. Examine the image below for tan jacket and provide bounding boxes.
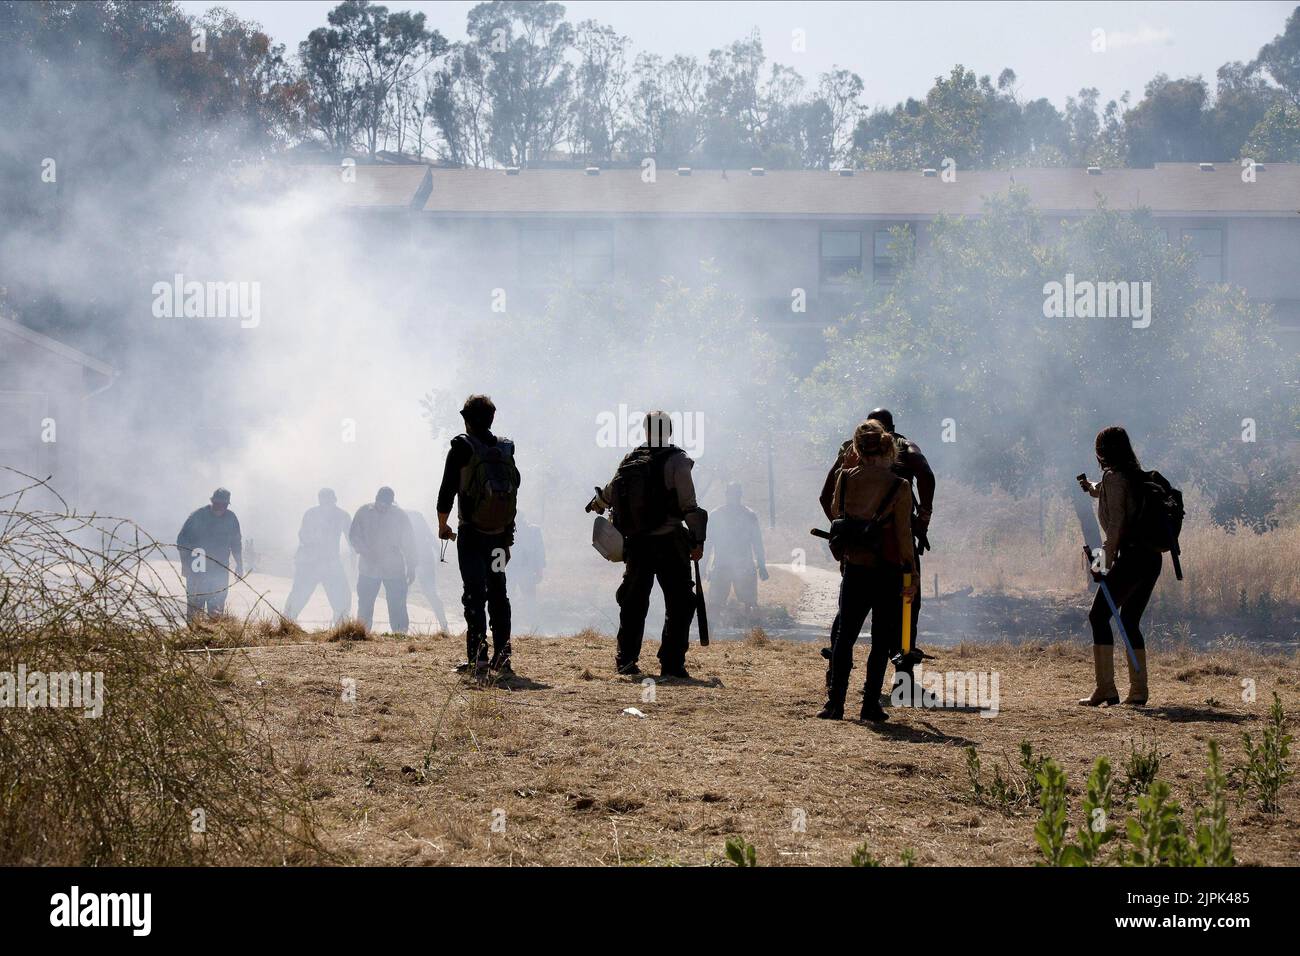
[833,460,914,570]
[1087,468,1143,560]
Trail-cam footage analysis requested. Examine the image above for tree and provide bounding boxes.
[572,20,630,162]
[466,0,574,166]
[1251,5,1300,107]
[429,42,493,166]
[299,0,446,158]
[801,191,1296,521]
[1122,74,1211,165]
[850,65,1070,170]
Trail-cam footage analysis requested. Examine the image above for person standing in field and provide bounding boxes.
[283,488,352,625]
[349,486,417,635]
[1076,426,1164,707]
[437,395,520,679]
[818,420,916,723]
[176,487,243,621]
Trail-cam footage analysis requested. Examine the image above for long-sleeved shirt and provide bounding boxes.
[1087,468,1143,561]
[294,504,351,566]
[177,505,242,575]
[600,445,707,542]
[704,503,766,573]
[348,503,417,579]
[436,430,519,534]
[819,431,935,527]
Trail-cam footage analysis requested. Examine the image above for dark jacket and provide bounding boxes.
[820,431,935,528]
[177,506,242,575]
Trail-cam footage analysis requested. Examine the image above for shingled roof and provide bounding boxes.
[412,163,1300,219]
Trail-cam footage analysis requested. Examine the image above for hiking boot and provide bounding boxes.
[616,661,641,676]
[816,701,844,720]
[1123,649,1149,706]
[1079,645,1119,706]
[659,666,691,680]
[859,700,889,723]
[492,659,514,677]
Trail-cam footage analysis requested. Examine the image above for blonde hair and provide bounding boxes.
[852,419,897,463]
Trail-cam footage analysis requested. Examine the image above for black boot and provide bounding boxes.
[859,658,890,722]
[819,667,849,720]
[490,637,512,674]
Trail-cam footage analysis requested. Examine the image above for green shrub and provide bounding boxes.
[1239,692,1292,813]
[724,836,757,867]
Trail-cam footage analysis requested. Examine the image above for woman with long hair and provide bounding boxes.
[1076,426,1161,706]
[818,419,916,722]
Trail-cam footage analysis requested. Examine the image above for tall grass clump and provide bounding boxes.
[0,474,327,865]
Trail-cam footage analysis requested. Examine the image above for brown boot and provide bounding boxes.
[1124,649,1149,705]
[1078,645,1119,706]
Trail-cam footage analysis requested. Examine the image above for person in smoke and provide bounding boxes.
[507,511,546,628]
[349,486,417,635]
[703,482,768,609]
[437,395,520,678]
[1076,426,1160,706]
[589,411,707,679]
[176,487,243,621]
[283,488,352,625]
[406,509,450,633]
[819,407,934,703]
[819,420,917,722]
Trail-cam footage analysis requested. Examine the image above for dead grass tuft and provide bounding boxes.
[325,618,369,643]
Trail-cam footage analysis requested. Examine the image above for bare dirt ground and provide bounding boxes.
[213,624,1299,866]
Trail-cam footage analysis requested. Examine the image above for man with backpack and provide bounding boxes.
[437,395,520,678]
[589,410,707,679]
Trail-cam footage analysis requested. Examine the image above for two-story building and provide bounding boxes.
[294,161,1300,356]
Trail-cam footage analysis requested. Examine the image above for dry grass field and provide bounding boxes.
[207,624,1299,867]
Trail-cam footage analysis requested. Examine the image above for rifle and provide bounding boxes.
[693,559,709,646]
[1073,476,1141,672]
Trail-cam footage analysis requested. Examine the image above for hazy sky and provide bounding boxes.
[176,0,1295,109]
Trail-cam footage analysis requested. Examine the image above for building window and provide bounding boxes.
[519,228,564,285]
[820,230,862,283]
[873,227,912,284]
[573,229,614,285]
[1181,227,1224,283]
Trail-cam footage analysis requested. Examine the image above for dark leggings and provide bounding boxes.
[1089,548,1161,650]
[828,563,903,699]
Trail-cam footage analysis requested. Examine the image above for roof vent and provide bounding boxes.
[677,166,692,176]
[922,168,938,177]
[1086,166,1102,175]
[584,166,600,176]
[836,168,855,177]
[749,167,765,176]
[504,167,520,176]
[1199,162,1215,172]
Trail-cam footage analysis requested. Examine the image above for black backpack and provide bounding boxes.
[459,434,519,531]
[1136,470,1184,579]
[610,445,678,538]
